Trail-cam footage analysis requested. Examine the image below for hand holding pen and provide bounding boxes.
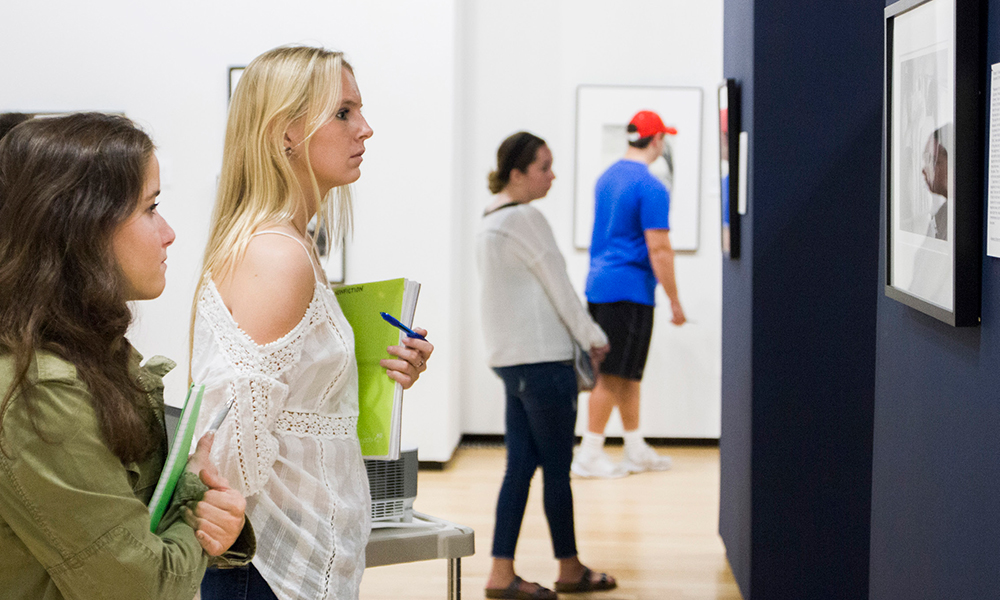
[380,312,425,340]
[379,312,433,389]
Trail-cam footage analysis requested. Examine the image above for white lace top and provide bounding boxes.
[191,233,371,600]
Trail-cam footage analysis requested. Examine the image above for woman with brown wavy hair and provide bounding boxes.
[478,131,615,599]
[0,112,252,600]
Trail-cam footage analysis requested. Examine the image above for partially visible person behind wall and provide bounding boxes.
[477,131,616,600]
[0,112,31,140]
[192,45,434,600]
[0,112,253,600]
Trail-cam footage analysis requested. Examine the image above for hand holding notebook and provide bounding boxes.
[149,384,204,531]
[151,386,245,555]
[182,434,246,557]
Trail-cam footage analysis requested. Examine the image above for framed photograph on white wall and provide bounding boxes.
[573,85,703,251]
[228,66,245,100]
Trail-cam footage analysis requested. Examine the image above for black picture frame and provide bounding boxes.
[228,66,245,101]
[884,0,983,326]
[719,80,741,259]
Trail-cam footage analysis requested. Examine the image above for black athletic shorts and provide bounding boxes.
[588,301,655,381]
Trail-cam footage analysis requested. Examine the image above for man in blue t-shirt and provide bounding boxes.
[572,110,687,479]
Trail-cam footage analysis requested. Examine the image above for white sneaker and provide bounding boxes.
[621,443,672,473]
[571,448,628,479]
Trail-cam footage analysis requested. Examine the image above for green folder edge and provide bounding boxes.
[148,383,205,532]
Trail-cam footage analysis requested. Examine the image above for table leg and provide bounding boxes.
[448,557,461,600]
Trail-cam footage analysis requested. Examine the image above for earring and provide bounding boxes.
[284,147,292,156]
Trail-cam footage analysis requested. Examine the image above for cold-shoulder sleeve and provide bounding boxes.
[192,283,295,498]
[0,363,209,600]
[205,373,290,498]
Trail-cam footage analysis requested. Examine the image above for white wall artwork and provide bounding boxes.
[574,85,703,251]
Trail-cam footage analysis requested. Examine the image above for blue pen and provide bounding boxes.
[380,312,426,340]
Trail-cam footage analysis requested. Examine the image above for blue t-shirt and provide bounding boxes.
[586,159,671,306]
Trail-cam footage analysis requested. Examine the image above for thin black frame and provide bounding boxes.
[228,66,244,102]
[719,80,741,260]
[883,0,983,326]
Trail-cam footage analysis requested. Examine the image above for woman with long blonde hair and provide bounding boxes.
[192,46,433,600]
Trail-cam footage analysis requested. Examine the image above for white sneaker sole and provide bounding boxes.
[570,460,629,479]
[620,458,672,473]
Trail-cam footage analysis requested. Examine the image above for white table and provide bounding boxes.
[365,512,475,600]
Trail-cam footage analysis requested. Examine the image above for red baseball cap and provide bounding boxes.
[628,110,677,141]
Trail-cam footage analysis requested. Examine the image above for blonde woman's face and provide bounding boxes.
[299,69,373,196]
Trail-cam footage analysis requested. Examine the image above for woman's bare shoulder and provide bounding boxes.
[215,231,318,345]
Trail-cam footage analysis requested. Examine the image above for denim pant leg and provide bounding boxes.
[492,362,579,560]
[491,364,542,558]
[517,362,579,559]
[202,563,279,600]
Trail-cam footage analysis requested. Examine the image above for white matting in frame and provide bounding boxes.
[573,85,703,251]
[889,0,955,311]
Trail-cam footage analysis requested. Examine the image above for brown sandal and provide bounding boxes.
[486,575,558,600]
[555,567,617,593]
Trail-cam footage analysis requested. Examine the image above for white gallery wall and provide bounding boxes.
[0,0,463,461]
[0,0,722,461]
[456,0,724,439]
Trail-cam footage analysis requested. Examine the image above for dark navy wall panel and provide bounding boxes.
[869,1,1000,598]
[719,0,754,594]
[720,0,883,598]
[750,2,882,599]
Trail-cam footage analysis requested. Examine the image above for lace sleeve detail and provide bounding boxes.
[210,373,289,497]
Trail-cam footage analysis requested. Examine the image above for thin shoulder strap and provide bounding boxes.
[252,230,323,282]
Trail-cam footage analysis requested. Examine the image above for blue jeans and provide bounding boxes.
[491,361,578,559]
[201,563,278,600]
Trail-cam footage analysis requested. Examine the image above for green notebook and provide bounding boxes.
[334,278,421,460]
[148,384,204,532]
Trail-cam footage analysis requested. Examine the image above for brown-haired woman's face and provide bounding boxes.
[111,155,175,301]
[522,144,555,201]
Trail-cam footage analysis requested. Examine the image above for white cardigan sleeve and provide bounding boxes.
[508,208,608,350]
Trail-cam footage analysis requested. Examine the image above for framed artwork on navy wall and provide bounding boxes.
[718,80,741,259]
[883,0,984,326]
[228,65,346,284]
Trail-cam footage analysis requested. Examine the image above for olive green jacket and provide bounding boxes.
[0,350,254,600]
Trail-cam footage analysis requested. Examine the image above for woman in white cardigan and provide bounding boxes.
[477,131,616,599]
